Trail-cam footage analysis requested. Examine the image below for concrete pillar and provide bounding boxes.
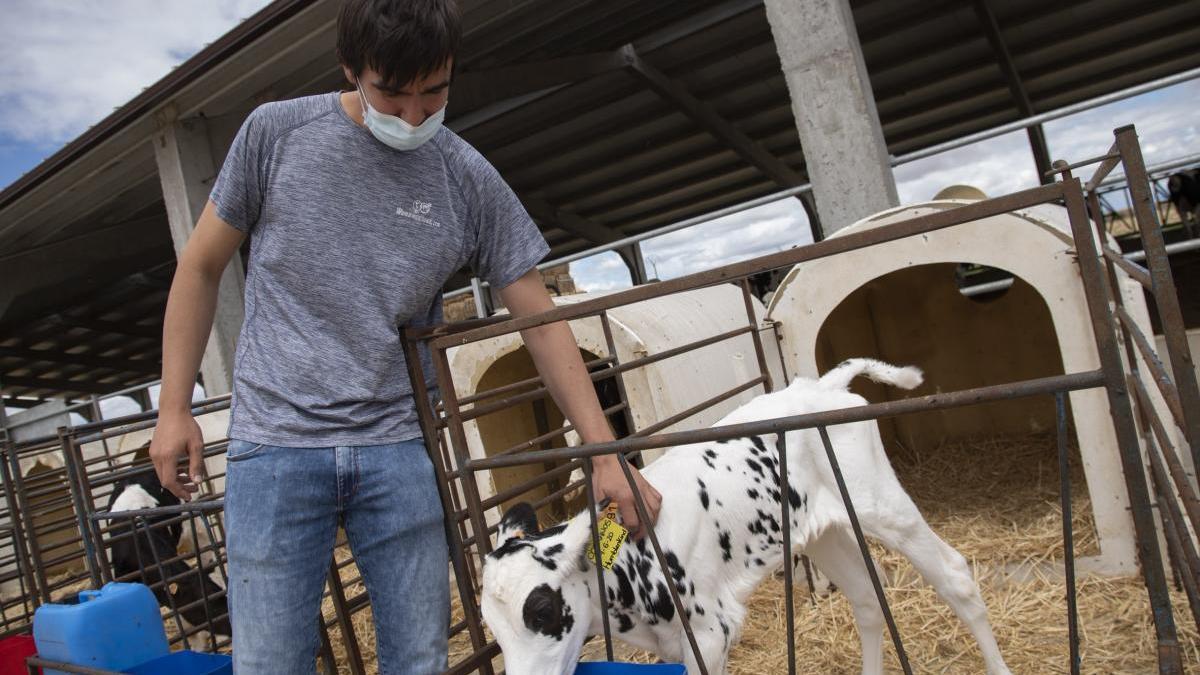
[764,0,899,236]
[153,106,244,397]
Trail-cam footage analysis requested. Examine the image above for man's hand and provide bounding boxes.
[149,411,206,501]
[591,455,662,539]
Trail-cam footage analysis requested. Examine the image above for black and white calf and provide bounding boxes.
[107,472,230,650]
[480,359,1011,675]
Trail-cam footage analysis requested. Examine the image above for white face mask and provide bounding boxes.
[356,80,445,151]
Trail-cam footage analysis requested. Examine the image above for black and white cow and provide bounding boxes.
[480,359,1011,675]
[1168,170,1200,239]
[107,471,230,650]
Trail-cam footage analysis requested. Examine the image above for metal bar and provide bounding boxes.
[600,312,640,456]
[0,448,39,613]
[777,430,796,675]
[817,427,912,675]
[90,500,225,520]
[1101,247,1153,289]
[613,452,708,674]
[447,402,629,478]
[455,355,615,407]
[400,330,493,675]
[1143,429,1200,601]
[740,279,773,394]
[471,371,1106,470]
[1130,376,1200,543]
[442,184,814,301]
[9,448,50,604]
[458,326,753,421]
[1046,153,1121,179]
[460,457,640,550]
[769,320,790,387]
[137,515,189,645]
[1156,470,1200,636]
[1116,126,1200,472]
[185,513,217,651]
[1085,142,1123,191]
[433,183,1065,350]
[1,379,181,433]
[1062,175,1182,674]
[893,66,1200,167]
[72,399,232,445]
[62,429,112,584]
[470,276,488,319]
[630,377,766,439]
[1116,306,1187,429]
[25,656,123,674]
[463,459,584,519]
[436,346,498,561]
[444,642,502,675]
[326,558,366,675]
[625,45,805,191]
[1140,408,1200,636]
[1095,156,1200,194]
[318,621,338,675]
[1055,393,1081,675]
[582,458,614,661]
[971,0,1051,182]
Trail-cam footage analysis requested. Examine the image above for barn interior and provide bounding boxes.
[2,0,1200,672]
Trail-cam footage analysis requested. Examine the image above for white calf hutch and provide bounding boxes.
[766,196,1187,576]
[443,284,783,526]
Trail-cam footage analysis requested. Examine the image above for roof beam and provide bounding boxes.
[523,198,622,245]
[0,347,159,375]
[451,2,765,134]
[50,317,162,341]
[451,49,631,115]
[973,0,1052,182]
[1,376,136,397]
[633,0,764,54]
[623,45,821,239]
[623,46,803,189]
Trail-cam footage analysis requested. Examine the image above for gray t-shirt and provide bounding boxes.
[209,92,548,447]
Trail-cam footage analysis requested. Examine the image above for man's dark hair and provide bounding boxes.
[336,0,461,89]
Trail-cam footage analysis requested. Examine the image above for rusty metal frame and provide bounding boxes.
[406,125,1196,674]
[0,397,367,674]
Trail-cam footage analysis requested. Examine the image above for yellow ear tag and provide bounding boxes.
[586,502,627,570]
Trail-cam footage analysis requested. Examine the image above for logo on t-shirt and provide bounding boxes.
[396,199,441,227]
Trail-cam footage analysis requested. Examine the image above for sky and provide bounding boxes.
[2,2,1198,417]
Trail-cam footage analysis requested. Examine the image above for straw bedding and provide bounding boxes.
[306,435,1200,672]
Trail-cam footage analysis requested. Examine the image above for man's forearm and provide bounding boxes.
[159,262,222,415]
[521,320,616,448]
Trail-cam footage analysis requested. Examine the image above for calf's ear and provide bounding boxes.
[497,502,540,548]
[558,510,600,574]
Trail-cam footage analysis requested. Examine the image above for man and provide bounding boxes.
[148,1,661,672]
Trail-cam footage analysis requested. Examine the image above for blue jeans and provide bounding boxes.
[224,439,449,674]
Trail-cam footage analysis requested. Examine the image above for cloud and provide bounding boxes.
[570,198,813,292]
[569,78,1199,292]
[894,79,1200,203]
[570,251,631,293]
[0,0,272,144]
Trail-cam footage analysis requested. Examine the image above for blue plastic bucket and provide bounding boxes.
[574,663,687,674]
[123,650,232,675]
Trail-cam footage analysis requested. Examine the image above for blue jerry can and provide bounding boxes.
[33,582,168,675]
